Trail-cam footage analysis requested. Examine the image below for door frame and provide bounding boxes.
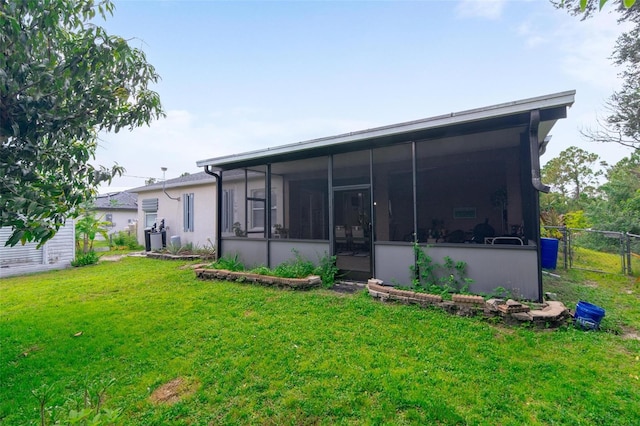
[332,184,373,279]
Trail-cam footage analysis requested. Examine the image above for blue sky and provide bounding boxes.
[96,0,633,191]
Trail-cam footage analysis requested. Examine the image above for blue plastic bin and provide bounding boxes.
[540,237,559,269]
[575,301,605,330]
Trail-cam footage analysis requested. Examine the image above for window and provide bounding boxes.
[250,189,276,229]
[183,193,195,232]
[142,198,159,229]
[145,212,157,228]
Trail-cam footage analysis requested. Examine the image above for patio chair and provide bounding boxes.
[351,225,366,251]
[335,225,348,251]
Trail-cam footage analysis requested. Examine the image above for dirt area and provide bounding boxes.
[331,281,366,294]
[621,326,640,341]
[149,377,198,405]
[99,255,126,262]
[179,263,210,270]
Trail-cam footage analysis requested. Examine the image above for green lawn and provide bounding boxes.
[1,257,639,425]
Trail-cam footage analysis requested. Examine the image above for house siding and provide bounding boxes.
[134,183,216,249]
[0,221,75,278]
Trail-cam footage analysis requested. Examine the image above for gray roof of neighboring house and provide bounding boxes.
[129,171,215,193]
[94,191,138,210]
[197,90,576,171]
[129,170,251,194]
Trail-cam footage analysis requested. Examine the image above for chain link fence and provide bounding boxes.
[543,226,639,276]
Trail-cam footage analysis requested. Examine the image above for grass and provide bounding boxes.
[547,247,640,334]
[1,256,639,425]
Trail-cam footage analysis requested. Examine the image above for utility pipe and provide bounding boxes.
[204,165,222,260]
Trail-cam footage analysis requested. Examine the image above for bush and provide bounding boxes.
[71,250,99,267]
[314,252,338,288]
[210,251,339,287]
[111,231,141,250]
[209,254,245,271]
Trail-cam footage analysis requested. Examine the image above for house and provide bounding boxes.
[129,172,218,249]
[93,191,138,238]
[196,90,576,301]
[0,221,75,278]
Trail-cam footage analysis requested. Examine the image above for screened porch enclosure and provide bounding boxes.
[200,91,576,301]
[216,127,535,293]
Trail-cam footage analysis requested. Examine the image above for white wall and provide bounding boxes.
[0,220,75,278]
[93,209,138,241]
[136,183,217,249]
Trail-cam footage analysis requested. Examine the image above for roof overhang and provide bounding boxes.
[197,90,575,171]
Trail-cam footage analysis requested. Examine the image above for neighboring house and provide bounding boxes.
[196,91,576,301]
[0,221,75,278]
[129,172,218,249]
[94,191,138,237]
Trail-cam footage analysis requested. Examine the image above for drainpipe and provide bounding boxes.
[529,109,547,303]
[204,165,222,260]
[528,110,550,193]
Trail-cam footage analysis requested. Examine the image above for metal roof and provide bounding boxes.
[197,90,575,171]
[94,191,138,210]
[129,171,215,193]
[128,169,248,193]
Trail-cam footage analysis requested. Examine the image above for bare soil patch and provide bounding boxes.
[149,377,198,405]
[99,255,126,262]
[621,326,640,341]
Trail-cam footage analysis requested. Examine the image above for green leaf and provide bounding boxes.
[1,0,163,247]
[580,0,589,10]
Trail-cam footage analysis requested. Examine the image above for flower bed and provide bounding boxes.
[367,279,571,328]
[195,268,321,290]
[146,252,215,261]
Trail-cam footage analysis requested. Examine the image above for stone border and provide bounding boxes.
[367,279,570,328]
[195,268,321,290]
[146,252,215,261]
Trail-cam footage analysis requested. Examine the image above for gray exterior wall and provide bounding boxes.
[222,238,268,268]
[221,238,330,270]
[0,221,75,278]
[374,243,415,286]
[373,243,539,300]
[270,240,330,267]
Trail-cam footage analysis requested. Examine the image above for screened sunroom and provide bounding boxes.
[197,91,575,301]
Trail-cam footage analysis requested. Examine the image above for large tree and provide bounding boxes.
[1,0,163,246]
[542,146,603,204]
[554,0,640,149]
[587,151,640,233]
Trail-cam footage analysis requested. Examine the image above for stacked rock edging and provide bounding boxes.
[195,268,321,290]
[367,279,570,328]
[147,252,215,261]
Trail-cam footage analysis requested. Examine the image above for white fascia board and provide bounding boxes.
[196,90,575,169]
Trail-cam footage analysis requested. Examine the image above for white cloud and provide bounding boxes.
[96,109,375,192]
[516,22,548,48]
[456,0,508,20]
[517,9,630,91]
[557,13,630,91]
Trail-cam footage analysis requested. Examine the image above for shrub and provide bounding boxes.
[314,252,339,288]
[209,251,338,287]
[71,251,99,267]
[209,254,244,272]
[272,250,316,278]
[111,231,141,250]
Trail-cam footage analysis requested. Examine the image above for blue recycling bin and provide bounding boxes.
[575,301,605,330]
[540,237,559,269]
